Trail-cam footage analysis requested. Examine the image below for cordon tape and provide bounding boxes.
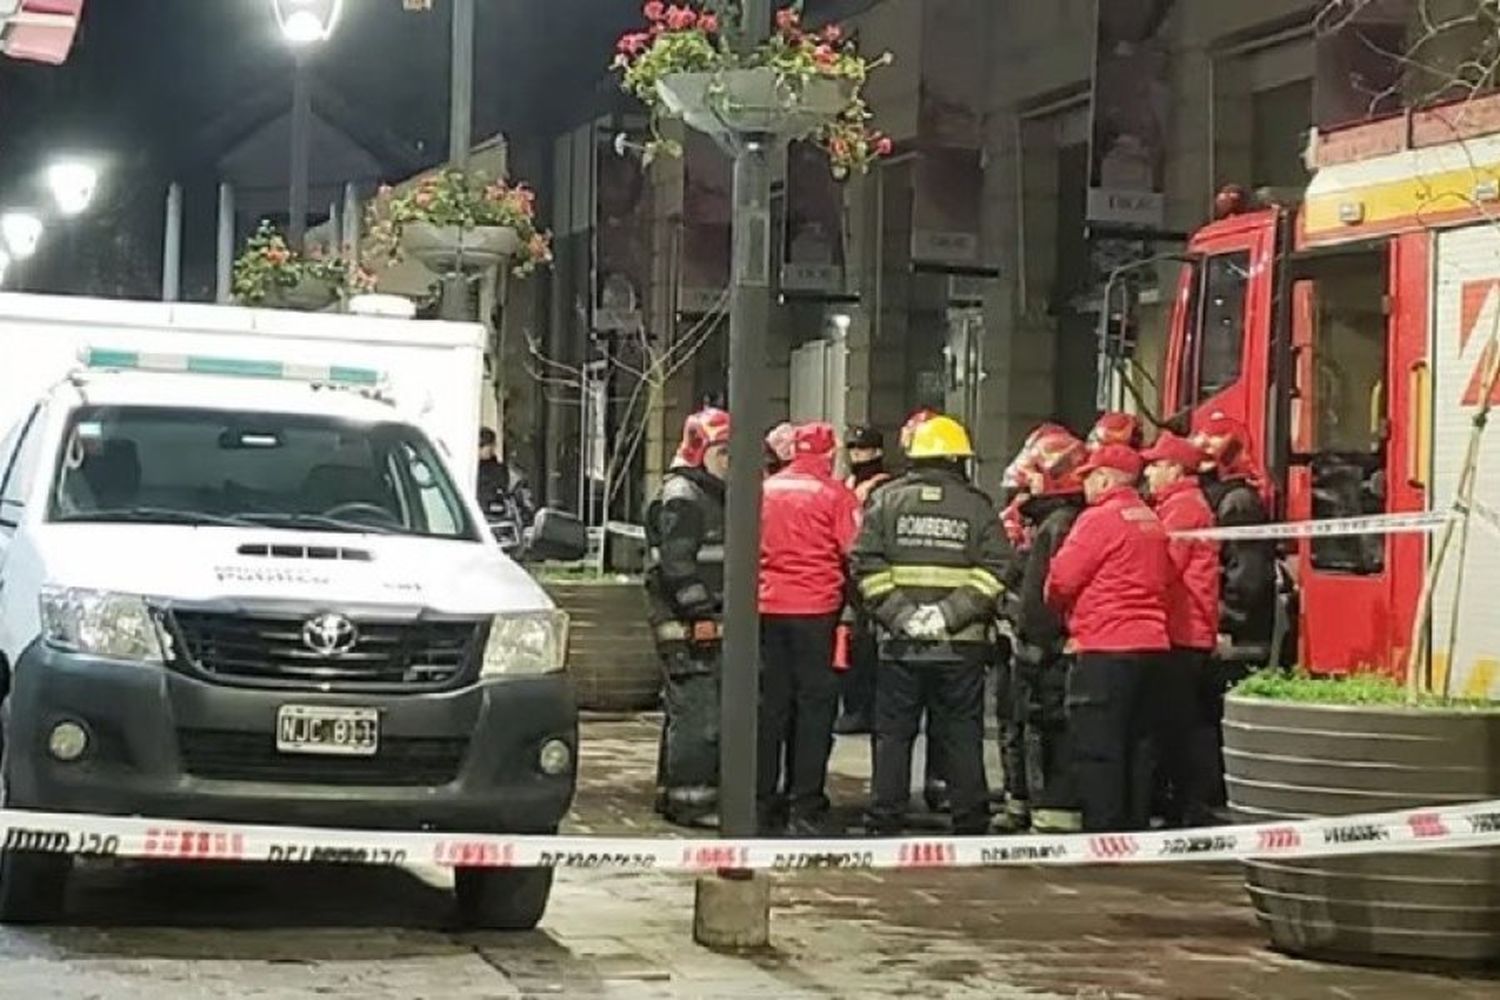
[1,800,1497,872]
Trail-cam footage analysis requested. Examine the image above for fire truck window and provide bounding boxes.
[1308,258,1388,576]
[1197,252,1249,399]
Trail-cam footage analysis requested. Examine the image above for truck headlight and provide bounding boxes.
[481,610,568,677]
[39,586,166,663]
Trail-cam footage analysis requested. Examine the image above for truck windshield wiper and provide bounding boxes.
[230,512,406,536]
[54,506,259,527]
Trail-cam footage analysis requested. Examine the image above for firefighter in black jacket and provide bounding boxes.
[1007,430,1088,833]
[1193,411,1277,810]
[852,415,1013,835]
[645,408,731,829]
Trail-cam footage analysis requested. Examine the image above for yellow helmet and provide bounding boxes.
[907,415,974,459]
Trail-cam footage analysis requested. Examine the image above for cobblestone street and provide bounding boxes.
[1,714,1495,998]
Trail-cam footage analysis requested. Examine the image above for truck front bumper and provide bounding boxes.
[3,641,577,835]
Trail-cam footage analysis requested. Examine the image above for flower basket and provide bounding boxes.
[656,67,852,141]
[615,3,892,179]
[260,275,339,311]
[400,221,522,275]
[365,169,551,279]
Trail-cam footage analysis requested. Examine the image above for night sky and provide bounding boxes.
[0,0,642,298]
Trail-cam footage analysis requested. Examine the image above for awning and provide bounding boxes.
[1,0,84,65]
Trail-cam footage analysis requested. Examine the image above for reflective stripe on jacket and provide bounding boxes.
[851,464,1014,648]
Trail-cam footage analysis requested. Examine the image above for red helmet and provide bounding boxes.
[1028,430,1087,496]
[1088,411,1144,451]
[764,421,796,464]
[675,407,731,468]
[1192,410,1251,470]
[793,421,837,456]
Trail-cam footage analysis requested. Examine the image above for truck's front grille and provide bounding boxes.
[167,611,484,691]
[177,729,468,786]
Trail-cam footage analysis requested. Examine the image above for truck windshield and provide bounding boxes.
[47,406,477,541]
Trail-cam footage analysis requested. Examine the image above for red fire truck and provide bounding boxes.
[1108,92,1500,698]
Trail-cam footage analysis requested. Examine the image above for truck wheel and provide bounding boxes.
[453,866,553,931]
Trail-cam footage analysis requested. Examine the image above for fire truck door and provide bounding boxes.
[1287,238,1426,675]
[1161,213,1277,474]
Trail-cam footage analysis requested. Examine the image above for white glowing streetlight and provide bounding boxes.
[1,212,44,260]
[46,161,100,216]
[271,0,343,46]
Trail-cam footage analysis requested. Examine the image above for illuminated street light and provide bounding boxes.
[1,212,44,260]
[271,0,342,46]
[46,161,100,216]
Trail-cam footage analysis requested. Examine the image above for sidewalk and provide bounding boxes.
[542,714,1500,999]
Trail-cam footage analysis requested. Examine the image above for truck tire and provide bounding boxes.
[0,850,70,924]
[453,865,553,931]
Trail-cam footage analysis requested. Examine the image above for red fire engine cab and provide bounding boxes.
[1128,93,1500,698]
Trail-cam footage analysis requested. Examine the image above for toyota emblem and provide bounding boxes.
[301,613,359,657]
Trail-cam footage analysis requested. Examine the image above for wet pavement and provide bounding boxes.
[0,713,1496,998]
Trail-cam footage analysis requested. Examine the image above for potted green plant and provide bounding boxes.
[364,168,553,276]
[231,222,375,310]
[614,1,893,178]
[1223,669,1500,965]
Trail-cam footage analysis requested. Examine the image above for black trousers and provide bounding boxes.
[1196,658,1254,808]
[1143,649,1209,827]
[870,651,990,834]
[1027,657,1076,812]
[1068,651,1157,832]
[657,642,721,822]
[1000,657,1029,806]
[840,617,878,721]
[758,614,841,823]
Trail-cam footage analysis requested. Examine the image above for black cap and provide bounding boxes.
[845,425,884,450]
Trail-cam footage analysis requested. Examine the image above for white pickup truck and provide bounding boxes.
[0,294,584,928]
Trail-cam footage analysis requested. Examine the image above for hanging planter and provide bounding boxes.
[656,66,852,142]
[614,2,893,178]
[400,221,523,274]
[364,168,552,278]
[231,222,373,310]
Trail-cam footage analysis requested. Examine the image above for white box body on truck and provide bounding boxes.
[0,294,581,929]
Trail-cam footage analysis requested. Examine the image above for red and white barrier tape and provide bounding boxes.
[1171,509,1452,542]
[2,800,1498,871]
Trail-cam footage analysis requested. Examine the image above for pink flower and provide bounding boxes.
[821,23,843,43]
[617,31,651,55]
[528,233,553,263]
[775,8,800,31]
[643,1,666,21]
[664,5,696,31]
[813,43,837,67]
[829,137,850,161]
[874,135,894,157]
[700,12,719,33]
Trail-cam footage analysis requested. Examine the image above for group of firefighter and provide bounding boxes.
[642,403,1277,836]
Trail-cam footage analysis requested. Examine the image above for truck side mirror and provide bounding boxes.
[522,508,588,563]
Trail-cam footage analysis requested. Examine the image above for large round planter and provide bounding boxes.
[401,222,520,274]
[257,276,338,311]
[544,579,658,713]
[1224,695,1500,965]
[657,68,851,140]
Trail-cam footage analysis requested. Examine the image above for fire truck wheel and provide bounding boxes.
[453,865,554,931]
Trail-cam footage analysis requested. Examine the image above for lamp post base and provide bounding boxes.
[692,871,770,951]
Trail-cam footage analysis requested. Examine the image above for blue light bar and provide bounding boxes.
[80,348,383,387]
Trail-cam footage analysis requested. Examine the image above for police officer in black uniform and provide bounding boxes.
[852,415,1012,835]
[644,408,730,829]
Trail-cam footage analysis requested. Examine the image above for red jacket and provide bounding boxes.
[759,453,862,615]
[1153,477,1220,651]
[1044,485,1171,653]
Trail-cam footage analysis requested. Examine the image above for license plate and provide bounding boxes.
[276,705,379,757]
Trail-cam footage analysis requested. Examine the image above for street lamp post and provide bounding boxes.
[272,0,342,247]
[439,0,476,323]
